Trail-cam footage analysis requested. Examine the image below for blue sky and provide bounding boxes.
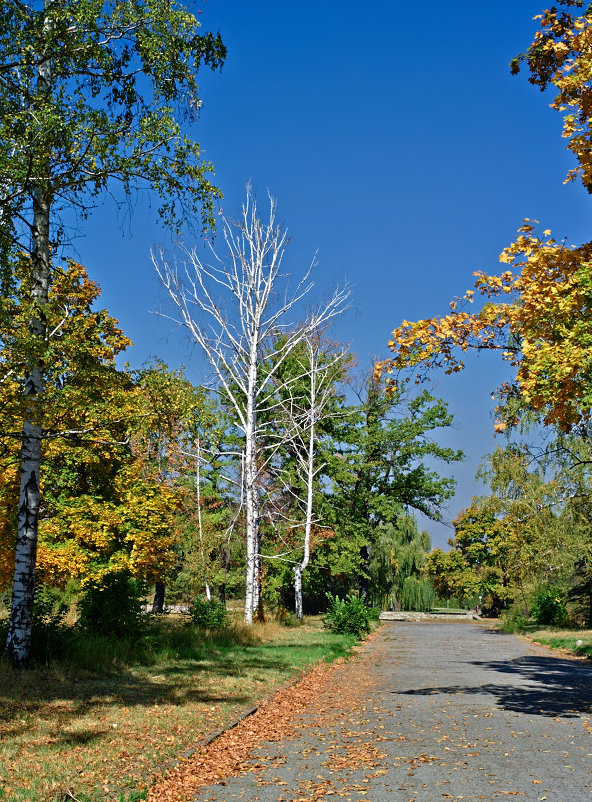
[76,1,592,548]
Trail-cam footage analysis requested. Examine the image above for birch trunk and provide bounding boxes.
[5,6,53,664]
[294,564,303,619]
[253,527,264,621]
[153,192,349,626]
[244,351,258,624]
[294,382,316,620]
[5,187,51,665]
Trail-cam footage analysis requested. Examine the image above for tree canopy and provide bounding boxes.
[377,1,592,433]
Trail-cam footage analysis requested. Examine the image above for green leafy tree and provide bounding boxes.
[327,373,463,601]
[426,503,512,610]
[1,0,225,664]
[424,547,480,607]
[427,439,589,614]
[370,515,434,610]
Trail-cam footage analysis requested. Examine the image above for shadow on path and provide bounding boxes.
[393,655,592,717]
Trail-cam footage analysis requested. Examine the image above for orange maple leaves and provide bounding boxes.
[379,3,592,432]
[377,224,592,430]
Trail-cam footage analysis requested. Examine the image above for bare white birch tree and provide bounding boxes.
[153,190,350,624]
[275,333,349,619]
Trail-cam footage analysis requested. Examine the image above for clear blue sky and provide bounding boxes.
[76,0,592,548]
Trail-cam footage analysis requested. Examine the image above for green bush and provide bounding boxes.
[323,593,373,637]
[531,585,569,626]
[77,572,147,639]
[500,606,528,633]
[189,596,229,629]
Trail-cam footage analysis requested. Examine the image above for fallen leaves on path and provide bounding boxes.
[147,660,345,801]
[149,634,383,801]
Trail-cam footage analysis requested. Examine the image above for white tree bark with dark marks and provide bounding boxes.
[1,0,225,664]
[154,190,350,624]
[278,335,348,620]
[5,17,52,666]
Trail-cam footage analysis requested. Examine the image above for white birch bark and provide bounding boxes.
[293,400,316,619]
[154,189,350,624]
[5,9,52,664]
[280,336,348,620]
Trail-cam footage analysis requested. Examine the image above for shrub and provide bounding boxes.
[189,597,229,629]
[77,572,147,639]
[276,606,301,627]
[323,593,372,637]
[500,606,528,633]
[530,585,569,626]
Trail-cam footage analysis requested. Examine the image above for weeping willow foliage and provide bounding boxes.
[369,515,435,609]
[400,576,436,612]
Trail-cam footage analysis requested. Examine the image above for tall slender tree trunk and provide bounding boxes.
[195,440,211,600]
[254,526,265,622]
[294,409,315,620]
[5,19,53,667]
[294,564,303,619]
[5,187,51,665]
[244,351,258,624]
[5,10,53,664]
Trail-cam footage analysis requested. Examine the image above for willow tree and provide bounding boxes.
[1,0,225,665]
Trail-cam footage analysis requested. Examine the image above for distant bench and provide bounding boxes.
[380,610,480,621]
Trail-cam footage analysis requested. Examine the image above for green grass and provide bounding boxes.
[0,616,358,802]
[496,615,592,657]
[522,626,592,658]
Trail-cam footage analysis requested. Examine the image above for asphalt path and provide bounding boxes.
[194,622,592,801]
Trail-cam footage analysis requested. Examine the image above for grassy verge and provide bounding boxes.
[518,625,592,658]
[0,616,357,802]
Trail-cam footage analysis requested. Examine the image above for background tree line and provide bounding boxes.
[0,240,461,660]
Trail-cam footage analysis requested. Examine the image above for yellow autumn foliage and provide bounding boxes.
[381,5,592,431]
[378,227,592,429]
[0,260,187,590]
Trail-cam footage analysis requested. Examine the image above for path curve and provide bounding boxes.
[178,622,592,801]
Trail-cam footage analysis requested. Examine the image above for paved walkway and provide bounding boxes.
[194,622,592,801]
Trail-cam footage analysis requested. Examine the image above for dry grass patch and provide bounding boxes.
[0,616,355,802]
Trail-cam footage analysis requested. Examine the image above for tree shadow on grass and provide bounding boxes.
[0,648,293,739]
[393,654,592,717]
[0,671,255,740]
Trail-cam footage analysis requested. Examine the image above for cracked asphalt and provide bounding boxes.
[193,622,592,801]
